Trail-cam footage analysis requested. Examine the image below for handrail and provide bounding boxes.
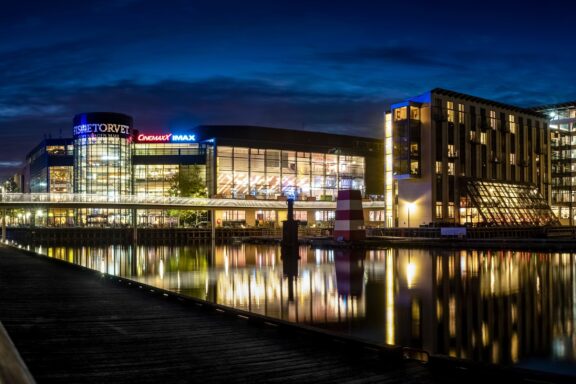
[0,322,35,383]
[0,193,385,210]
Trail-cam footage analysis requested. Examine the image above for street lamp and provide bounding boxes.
[406,202,415,228]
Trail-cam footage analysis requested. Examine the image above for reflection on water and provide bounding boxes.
[32,243,576,369]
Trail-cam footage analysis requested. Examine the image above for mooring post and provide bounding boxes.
[210,208,216,243]
[281,197,300,301]
[1,209,6,243]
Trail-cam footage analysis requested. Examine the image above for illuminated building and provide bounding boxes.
[533,103,576,225]
[385,89,558,227]
[22,115,384,227]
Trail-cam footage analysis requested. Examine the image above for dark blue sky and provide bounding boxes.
[2,0,576,179]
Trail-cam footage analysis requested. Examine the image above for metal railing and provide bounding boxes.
[0,193,385,210]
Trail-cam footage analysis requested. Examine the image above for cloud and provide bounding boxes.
[0,161,22,168]
[318,46,466,70]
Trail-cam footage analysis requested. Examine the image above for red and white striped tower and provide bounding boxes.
[333,189,365,241]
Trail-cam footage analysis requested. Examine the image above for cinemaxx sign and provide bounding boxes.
[136,133,196,143]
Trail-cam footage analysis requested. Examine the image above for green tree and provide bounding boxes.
[168,165,208,227]
[169,165,207,197]
[3,179,18,192]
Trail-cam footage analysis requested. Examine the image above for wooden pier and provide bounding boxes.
[0,245,433,383]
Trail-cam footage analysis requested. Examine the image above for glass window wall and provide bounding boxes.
[215,146,365,200]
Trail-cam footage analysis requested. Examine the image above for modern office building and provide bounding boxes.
[385,89,558,227]
[21,112,384,227]
[533,103,576,225]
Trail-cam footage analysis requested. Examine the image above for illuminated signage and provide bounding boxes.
[136,133,196,143]
[73,123,131,136]
[172,134,196,142]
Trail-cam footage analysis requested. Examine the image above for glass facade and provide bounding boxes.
[216,146,364,200]
[49,166,72,193]
[134,164,178,197]
[18,121,381,228]
[74,135,132,196]
[460,179,558,226]
[538,104,576,225]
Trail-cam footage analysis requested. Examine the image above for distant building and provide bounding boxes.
[385,89,557,227]
[533,102,576,225]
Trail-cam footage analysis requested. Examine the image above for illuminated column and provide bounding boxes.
[73,112,133,196]
[384,112,394,227]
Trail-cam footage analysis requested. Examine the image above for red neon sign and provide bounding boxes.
[137,133,172,142]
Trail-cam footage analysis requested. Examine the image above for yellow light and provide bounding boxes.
[407,202,415,213]
[407,261,416,289]
[385,251,395,345]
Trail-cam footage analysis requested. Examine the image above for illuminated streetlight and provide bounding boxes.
[406,202,415,228]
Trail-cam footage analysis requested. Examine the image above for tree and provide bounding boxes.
[169,165,207,197]
[168,165,208,227]
[3,179,18,193]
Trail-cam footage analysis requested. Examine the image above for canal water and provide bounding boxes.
[17,242,576,373]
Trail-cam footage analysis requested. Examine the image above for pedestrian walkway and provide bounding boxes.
[0,245,434,383]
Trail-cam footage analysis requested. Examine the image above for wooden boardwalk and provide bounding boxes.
[0,245,437,383]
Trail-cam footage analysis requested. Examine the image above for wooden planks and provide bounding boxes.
[0,245,434,383]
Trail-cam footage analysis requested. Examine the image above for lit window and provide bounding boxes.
[489,111,496,129]
[394,107,407,121]
[436,161,442,174]
[448,162,455,175]
[436,202,443,219]
[510,153,516,165]
[410,106,420,120]
[480,132,486,145]
[369,210,385,221]
[447,144,456,157]
[458,104,465,124]
[448,202,455,219]
[447,101,455,123]
[509,115,516,134]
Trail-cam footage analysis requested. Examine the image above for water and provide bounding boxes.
[21,242,576,373]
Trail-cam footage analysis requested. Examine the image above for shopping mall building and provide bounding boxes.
[20,112,384,227]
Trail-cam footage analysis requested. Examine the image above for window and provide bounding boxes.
[369,210,385,221]
[458,104,465,124]
[509,115,516,134]
[448,202,455,219]
[510,153,516,165]
[394,107,407,121]
[447,144,456,157]
[447,101,455,123]
[448,162,455,175]
[436,161,443,174]
[435,202,443,219]
[489,111,496,129]
[480,132,487,145]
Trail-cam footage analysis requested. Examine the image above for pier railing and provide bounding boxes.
[0,193,384,210]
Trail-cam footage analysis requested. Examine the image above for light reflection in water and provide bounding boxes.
[31,243,576,369]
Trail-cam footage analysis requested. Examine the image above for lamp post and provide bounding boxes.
[407,202,415,228]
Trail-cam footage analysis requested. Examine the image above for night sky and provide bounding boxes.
[2,0,576,179]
